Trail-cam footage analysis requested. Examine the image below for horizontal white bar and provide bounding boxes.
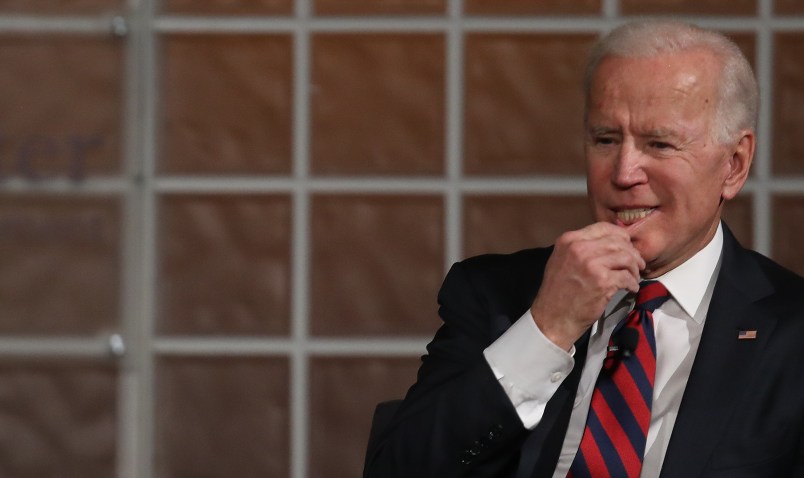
[149,16,804,34]
[152,176,590,194]
[0,15,122,33]
[152,337,429,356]
[0,177,131,194]
[0,336,121,358]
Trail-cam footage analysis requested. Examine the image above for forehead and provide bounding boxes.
[586,50,721,128]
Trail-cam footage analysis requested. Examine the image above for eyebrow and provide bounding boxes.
[643,129,678,138]
[587,125,620,136]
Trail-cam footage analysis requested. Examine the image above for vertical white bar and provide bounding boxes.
[135,0,159,475]
[445,0,464,268]
[291,1,311,478]
[602,0,620,19]
[117,0,146,475]
[754,0,773,256]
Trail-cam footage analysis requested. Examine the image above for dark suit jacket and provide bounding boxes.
[364,224,804,477]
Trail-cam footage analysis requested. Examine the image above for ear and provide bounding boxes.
[721,130,755,201]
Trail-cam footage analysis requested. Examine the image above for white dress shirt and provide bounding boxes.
[484,224,724,477]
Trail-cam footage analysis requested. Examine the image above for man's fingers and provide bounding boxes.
[595,249,642,282]
[611,268,641,294]
[576,221,632,242]
[562,231,644,277]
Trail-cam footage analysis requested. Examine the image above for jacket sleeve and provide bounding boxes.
[363,260,532,478]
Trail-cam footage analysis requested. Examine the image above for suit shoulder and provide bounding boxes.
[437,247,553,332]
[444,247,553,308]
[747,250,804,294]
[458,247,553,281]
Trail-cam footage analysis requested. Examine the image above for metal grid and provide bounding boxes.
[0,0,803,476]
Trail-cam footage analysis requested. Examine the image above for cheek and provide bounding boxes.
[586,163,611,193]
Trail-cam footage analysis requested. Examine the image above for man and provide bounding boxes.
[364,20,804,478]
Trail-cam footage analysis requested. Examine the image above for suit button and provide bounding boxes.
[488,425,502,441]
[459,444,482,465]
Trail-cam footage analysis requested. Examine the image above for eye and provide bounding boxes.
[649,141,675,150]
[593,136,617,146]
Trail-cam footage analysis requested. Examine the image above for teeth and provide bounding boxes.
[617,208,654,224]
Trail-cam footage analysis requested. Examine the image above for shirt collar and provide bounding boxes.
[601,222,724,323]
[650,222,723,322]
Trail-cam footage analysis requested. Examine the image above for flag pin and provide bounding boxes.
[738,329,757,340]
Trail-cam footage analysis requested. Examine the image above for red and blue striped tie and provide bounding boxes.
[568,280,670,478]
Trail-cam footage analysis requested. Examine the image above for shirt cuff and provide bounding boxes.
[483,309,575,429]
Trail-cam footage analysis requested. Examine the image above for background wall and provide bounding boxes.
[1,0,803,477]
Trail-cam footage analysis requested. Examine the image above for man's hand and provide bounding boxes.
[531,222,645,351]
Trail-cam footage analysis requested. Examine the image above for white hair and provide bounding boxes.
[584,20,759,144]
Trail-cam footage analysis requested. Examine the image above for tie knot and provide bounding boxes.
[635,280,671,313]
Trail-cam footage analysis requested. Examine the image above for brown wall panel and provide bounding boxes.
[465,0,600,15]
[0,196,120,335]
[309,356,420,478]
[773,33,804,176]
[157,194,292,336]
[311,33,445,176]
[162,0,292,15]
[154,356,289,478]
[463,194,753,258]
[160,34,293,175]
[727,32,757,69]
[772,195,804,277]
[314,0,445,15]
[621,0,755,15]
[0,36,123,180]
[722,194,753,249]
[0,359,117,478]
[0,7,801,478]
[463,195,592,257]
[0,0,121,14]
[464,34,595,176]
[776,0,804,14]
[310,194,444,336]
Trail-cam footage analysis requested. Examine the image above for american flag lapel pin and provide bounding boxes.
[738,329,758,340]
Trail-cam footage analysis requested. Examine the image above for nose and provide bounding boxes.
[611,140,648,189]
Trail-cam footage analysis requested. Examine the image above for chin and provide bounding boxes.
[632,242,657,268]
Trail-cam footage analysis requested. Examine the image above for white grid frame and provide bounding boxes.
[0,0,803,477]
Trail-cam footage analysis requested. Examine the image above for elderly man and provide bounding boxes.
[363,20,804,478]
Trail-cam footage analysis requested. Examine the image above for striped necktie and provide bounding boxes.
[568,280,671,478]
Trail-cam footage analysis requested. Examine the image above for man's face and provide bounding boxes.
[585,50,744,278]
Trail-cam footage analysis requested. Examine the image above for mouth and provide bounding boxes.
[615,207,656,226]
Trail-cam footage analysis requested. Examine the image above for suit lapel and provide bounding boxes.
[659,226,777,478]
